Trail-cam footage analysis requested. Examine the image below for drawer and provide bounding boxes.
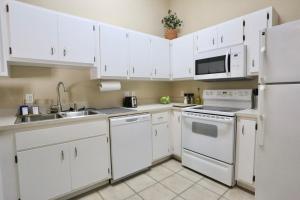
[152,112,169,124]
[16,120,108,151]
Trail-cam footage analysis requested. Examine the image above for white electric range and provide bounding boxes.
[182,89,252,186]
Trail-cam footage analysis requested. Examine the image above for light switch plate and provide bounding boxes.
[25,94,34,104]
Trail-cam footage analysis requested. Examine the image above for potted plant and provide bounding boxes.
[161,9,183,40]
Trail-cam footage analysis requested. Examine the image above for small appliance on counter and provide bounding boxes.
[184,93,194,104]
[123,96,137,108]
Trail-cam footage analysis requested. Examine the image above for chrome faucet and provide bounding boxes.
[56,82,68,112]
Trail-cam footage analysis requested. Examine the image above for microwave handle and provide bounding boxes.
[225,49,231,75]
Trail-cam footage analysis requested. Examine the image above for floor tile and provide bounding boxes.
[147,165,174,181]
[161,174,193,194]
[178,168,204,182]
[76,192,103,200]
[125,194,143,200]
[139,183,176,200]
[223,187,254,200]
[125,174,156,192]
[198,178,229,195]
[99,182,135,200]
[162,159,183,172]
[180,184,220,200]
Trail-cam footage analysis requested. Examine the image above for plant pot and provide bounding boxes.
[164,29,177,40]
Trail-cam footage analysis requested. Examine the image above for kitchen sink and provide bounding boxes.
[15,110,100,124]
[15,113,63,124]
[58,110,98,118]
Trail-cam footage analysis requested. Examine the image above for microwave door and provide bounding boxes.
[195,55,228,80]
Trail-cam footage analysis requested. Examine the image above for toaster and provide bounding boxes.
[123,96,137,108]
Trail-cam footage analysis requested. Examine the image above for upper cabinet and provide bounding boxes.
[129,31,152,79]
[4,1,97,67]
[244,7,278,76]
[151,36,170,80]
[217,18,244,48]
[7,1,59,62]
[58,14,96,64]
[0,7,7,77]
[171,34,194,80]
[99,24,129,79]
[194,18,243,55]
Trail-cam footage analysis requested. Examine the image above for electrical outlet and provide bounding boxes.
[25,94,34,104]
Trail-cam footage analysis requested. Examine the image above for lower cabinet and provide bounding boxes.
[16,125,110,200]
[152,112,171,161]
[235,117,257,186]
[170,111,182,158]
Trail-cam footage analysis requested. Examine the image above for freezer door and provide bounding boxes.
[260,20,300,84]
[256,84,300,200]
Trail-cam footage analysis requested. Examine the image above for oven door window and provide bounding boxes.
[195,55,226,75]
[192,122,218,138]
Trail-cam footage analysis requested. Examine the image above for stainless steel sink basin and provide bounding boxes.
[15,114,63,124]
[58,110,98,118]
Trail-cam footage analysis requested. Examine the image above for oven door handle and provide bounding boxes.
[225,49,231,76]
[182,113,234,124]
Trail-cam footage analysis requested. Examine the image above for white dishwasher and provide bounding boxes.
[110,114,152,181]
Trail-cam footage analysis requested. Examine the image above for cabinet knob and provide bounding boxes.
[63,49,67,57]
[221,36,224,43]
[252,59,255,67]
[51,47,54,55]
[132,67,135,74]
[61,150,64,161]
[212,38,215,45]
[242,125,245,135]
[104,65,107,72]
[75,147,78,158]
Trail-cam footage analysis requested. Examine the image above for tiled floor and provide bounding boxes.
[73,159,254,200]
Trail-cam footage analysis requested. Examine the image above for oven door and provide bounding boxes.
[182,112,235,164]
[194,47,231,80]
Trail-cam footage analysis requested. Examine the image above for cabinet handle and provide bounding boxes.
[242,125,245,135]
[177,116,180,123]
[51,47,54,55]
[221,36,224,43]
[61,150,64,161]
[252,59,255,67]
[104,65,107,72]
[132,67,135,74]
[75,147,78,158]
[212,38,215,45]
[63,49,67,57]
[155,130,158,136]
[155,69,157,75]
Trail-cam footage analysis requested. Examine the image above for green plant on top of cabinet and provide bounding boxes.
[151,36,170,80]
[244,7,278,76]
[171,34,194,80]
[4,1,97,67]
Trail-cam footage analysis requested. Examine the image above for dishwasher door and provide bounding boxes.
[110,114,152,181]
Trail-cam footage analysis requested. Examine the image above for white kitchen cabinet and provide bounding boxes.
[69,136,110,190]
[236,118,257,185]
[171,34,194,80]
[0,8,7,77]
[129,31,152,79]
[151,36,170,80]
[170,111,182,158]
[17,143,71,200]
[152,123,171,161]
[100,24,129,79]
[194,26,218,54]
[217,17,244,48]
[7,1,59,61]
[58,14,96,65]
[244,7,278,76]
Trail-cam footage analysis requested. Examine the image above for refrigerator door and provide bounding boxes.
[256,84,300,200]
[259,20,300,84]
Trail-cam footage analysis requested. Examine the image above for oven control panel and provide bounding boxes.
[203,89,252,101]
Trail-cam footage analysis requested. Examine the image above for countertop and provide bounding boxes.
[0,103,191,132]
[236,109,258,119]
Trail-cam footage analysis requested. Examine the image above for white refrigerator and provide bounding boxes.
[256,20,300,200]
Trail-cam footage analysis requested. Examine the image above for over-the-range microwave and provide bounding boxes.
[194,44,246,80]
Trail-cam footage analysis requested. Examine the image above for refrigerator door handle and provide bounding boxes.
[258,85,266,146]
[259,29,267,84]
[260,29,267,53]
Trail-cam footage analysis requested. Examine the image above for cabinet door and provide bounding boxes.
[171,34,194,79]
[170,111,182,158]
[194,27,217,54]
[69,136,110,190]
[100,24,129,78]
[152,123,171,161]
[8,1,59,61]
[236,119,256,185]
[151,37,170,79]
[17,144,71,200]
[129,31,151,79]
[58,15,96,64]
[244,9,271,75]
[218,18,244,48]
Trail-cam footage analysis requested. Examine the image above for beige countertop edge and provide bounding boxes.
[236,109,258,119]
[0,104,188,132]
